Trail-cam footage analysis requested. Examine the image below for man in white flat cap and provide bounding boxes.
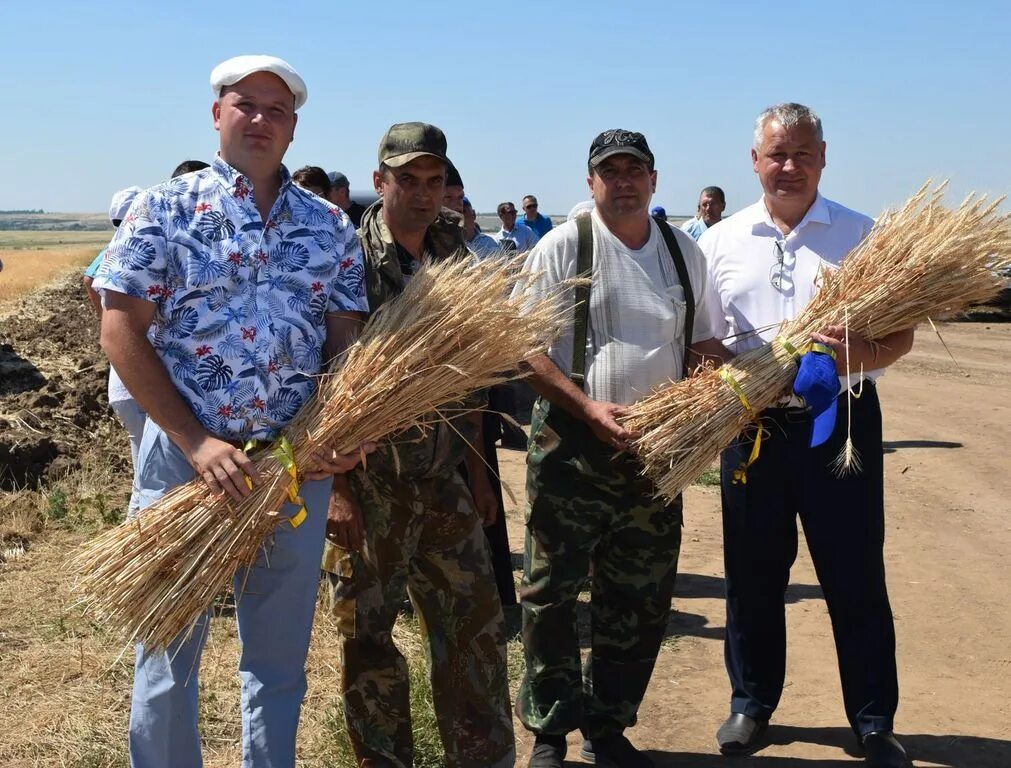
[92,55,370,768]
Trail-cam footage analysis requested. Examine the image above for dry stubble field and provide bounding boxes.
[0,242,1009,767]
[0,231,111,305]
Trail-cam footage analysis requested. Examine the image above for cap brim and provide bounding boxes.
[383,151,448,169]
[590,147,652,167]
[810,396,838,448]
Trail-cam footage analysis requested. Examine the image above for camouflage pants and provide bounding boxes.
[325,469,515,768]
[517,397,683,738]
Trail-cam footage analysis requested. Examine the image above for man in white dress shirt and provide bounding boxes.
[700,102,913,768]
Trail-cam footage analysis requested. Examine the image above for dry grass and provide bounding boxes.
[0,490,46,563]
[75,254,566,649]
[0,448,131,565]
[624,182,1011,500]
[2,533,523,768]
[0,245,102,306]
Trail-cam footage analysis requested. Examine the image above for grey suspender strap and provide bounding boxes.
[571,213,593,386]
[571,214,696,387]
[655,220,696,375]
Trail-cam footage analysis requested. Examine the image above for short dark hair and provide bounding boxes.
[292,165,332,194]
[497,202,517,216]
[171,160,209,178]
[701,186,726,204]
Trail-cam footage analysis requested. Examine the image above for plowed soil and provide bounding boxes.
[0,274,128,489]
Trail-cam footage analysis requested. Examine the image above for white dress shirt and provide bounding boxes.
[699,193,881,391]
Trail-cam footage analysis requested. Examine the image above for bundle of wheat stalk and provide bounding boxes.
[74,254,563,649]
[622,181,1011,501]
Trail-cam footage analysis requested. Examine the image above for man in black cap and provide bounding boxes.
[513,129,729,768]
[321,122,515,768]
[327,170,366,227]
[443,160,466,213]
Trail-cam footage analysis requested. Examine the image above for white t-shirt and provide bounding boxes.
[107,364,133,404]
[517,210,717,405]
[700,193,880,392]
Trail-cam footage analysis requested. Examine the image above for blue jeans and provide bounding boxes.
[109,397,146,514]
[128,422,332,768]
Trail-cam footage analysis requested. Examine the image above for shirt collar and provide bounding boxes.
[211,154,293,198]
[752,192,831,236]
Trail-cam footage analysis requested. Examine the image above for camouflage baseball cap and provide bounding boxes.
[588,129,655,170]
[378,122,450,168]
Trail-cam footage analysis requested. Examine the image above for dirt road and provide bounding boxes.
[498,321,1011,767]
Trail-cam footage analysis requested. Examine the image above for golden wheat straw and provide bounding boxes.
[74,254,564,649]
[623,181,1011,501]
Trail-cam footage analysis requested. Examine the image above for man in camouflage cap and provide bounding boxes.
[321,122,515,768]
[513,129,730,768]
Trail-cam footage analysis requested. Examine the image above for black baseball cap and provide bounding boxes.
[588,129,655,170]
[446,160,463,188]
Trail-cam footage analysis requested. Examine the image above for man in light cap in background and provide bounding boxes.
[92,55,370,768]
[82,186,144,511]
[514,128,729,768]
[328,171,366,227]
[322,122,515,768]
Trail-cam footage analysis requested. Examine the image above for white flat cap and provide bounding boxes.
[109,186,143,223]
[209,55,307,110]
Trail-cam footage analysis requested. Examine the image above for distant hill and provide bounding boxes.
[0,212,111,232]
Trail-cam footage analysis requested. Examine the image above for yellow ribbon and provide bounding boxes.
[774,335,803,359]
[721,340,839,485]
[809,341,837,361]
[719,368,762,485]
[244,436,308,528]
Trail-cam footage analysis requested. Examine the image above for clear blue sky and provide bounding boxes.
[2,0,1009,217]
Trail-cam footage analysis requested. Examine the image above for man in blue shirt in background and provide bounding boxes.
[520,194,553,237]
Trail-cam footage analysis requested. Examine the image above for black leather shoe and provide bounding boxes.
[716,713,768,755]
[862,731,910,768]
[528,734,566,768]
[579,733,654,768]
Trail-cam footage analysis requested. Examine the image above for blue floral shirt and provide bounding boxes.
[93,156,368,441]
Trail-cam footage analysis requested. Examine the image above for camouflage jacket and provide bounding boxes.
[355,200,482,480]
